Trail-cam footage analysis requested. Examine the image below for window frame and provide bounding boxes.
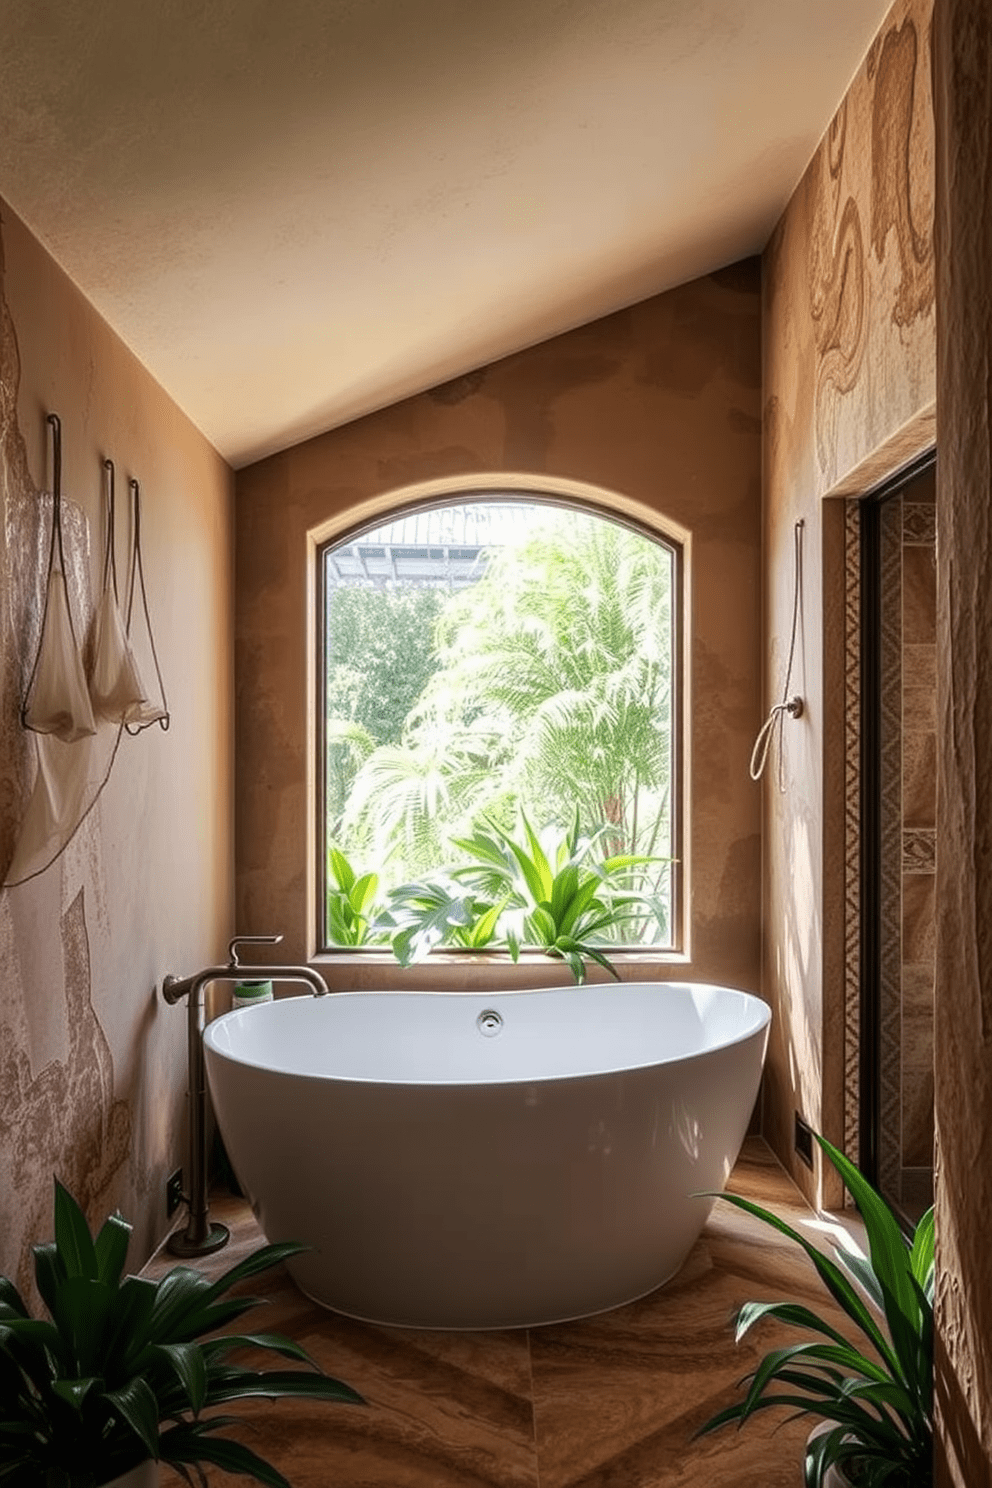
[311,480,688,968]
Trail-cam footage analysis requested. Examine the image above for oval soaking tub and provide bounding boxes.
[203,982,770,1329]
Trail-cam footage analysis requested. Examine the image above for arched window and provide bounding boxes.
[317,494,683,962]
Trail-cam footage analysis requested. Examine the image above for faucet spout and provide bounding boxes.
[223,964,330,997]
[162,962,329,1005]
[161,939,330,1257]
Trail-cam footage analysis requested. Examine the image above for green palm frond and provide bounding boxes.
[0,1183,362,1485]
[697,1134,933,1488]
[446,811,666,981]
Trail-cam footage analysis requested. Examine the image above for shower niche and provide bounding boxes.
[858,453,936,1225]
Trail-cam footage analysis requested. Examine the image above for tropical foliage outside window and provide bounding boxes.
[320,499,679,964]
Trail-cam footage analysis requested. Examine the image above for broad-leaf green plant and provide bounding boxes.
[0,1180,362,1487]
[698,1133,933,1488]
[452,809,663,982]
[378,874,507,966]
[325,844,387,947]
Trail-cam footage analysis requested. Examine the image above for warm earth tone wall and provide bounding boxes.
[934,0,992,1479]
[0,200,234,1290]
[236,264,763,997]
[761,0,935,1205]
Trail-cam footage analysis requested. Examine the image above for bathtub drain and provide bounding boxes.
[476,1008,503,1037]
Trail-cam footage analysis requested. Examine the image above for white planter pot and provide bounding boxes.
[822,1464,854,1488]
[101,1463,158,1488]
[807,1425,857,1487]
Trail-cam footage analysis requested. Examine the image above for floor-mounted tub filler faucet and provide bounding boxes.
[162,934,329,1257]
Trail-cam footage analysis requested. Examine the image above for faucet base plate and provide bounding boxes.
[166,1220,231,1258]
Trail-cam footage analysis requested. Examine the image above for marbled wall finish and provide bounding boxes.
[762,0,935,1205]
[236,265,763,996]
[878,495,905,1204]
[934,0,992,1478]
[0,201,234,1290]
[899,470,935,1210]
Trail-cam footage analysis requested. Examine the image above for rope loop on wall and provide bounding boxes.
[750,517,805,791]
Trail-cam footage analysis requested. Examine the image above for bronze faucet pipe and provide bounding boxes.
[162,935,329,1256]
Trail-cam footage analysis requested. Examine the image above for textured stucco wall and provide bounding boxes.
[236,264,763,997]
[934,0,992,1479]
[762,0,935,1204]
[0,200,234,1288]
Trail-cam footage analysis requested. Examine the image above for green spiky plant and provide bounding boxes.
[449,810,664,982]
[698,1134,933,1488]
[0,1180,363,1487]
[328,812,666,979]
[371,810,663,981]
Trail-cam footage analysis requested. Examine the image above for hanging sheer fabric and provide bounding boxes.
[5,728,96,884]
[6,419,121,887]
[20,414,96,743]
[5,427,171,887]
[122,477,169,733]
[88,459,148,722]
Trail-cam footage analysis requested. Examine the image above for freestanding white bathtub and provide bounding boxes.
[203,982,770,1329]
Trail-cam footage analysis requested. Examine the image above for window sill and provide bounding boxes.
[308,947,690,994]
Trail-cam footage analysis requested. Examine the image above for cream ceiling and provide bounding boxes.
[0,0,891,468]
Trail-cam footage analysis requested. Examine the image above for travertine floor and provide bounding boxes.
[148,1139,856,1487]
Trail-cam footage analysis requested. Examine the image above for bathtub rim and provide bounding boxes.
[203,980,771,1090]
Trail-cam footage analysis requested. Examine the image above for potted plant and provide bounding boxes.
[374,809,665,982]
[0,1179,363,1486]
[698,1134,933,1488]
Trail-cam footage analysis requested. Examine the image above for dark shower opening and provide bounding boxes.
[859,448,936,1227]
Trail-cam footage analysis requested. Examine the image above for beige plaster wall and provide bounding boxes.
[0,200,234,1289]
[236,264,762,998]
[762,0,935,1203]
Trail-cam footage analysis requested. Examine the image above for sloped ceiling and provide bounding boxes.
[0,0,892,467]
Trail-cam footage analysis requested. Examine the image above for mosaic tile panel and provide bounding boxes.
[843,498,861,1172]
[902,502,937,545]
[902,827,936,874]
[901,963,936,1179]
[902,729,937,826]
